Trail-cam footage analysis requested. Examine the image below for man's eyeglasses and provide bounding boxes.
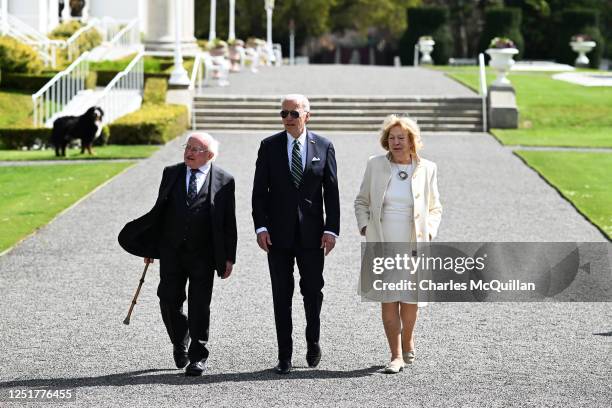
[182,143,207,154]
[280,110,307,119]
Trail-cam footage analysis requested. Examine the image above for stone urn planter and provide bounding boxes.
[570,40,596,68]
[228,40,245,72]
[486,47,519,87]
[418,38,435,65]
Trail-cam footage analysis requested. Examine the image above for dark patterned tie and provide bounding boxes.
[186,169,199,206]
[291,139,303,188]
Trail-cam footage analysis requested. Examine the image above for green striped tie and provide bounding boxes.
[291,139,303,188]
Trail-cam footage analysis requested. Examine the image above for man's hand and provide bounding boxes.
[222,261,233,279]
[321,233,336,256]
[144,257,154,264]
[257,231,272,253]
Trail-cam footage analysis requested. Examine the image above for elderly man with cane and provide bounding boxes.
[119,132,237,376]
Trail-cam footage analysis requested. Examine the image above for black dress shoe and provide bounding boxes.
[185,360,206,376]
[274,360,292,374]
[173,346,189,369]
[306,343,321,368]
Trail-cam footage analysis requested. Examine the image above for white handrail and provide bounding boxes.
[2,12,64,67]
[95,51,145,124]
[108,19,139,48]
[66,18,101,61]
[478,53,488,132]
[189,53,205,129]
[414,44,419,67]
[32,51,91,127]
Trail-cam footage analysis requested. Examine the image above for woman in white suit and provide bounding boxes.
[354,114,442,373]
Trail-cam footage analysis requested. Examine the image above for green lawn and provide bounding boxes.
[515,151,612,239]
[0,162,133,252]
[0,89,34,127]
[440,67,612,147]
[0,145,160,161]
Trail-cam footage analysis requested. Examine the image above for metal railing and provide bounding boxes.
[1,10,64,67]
[478,53,488,132]
[189,53,205,129]
[32,51,91,127]
[413,44,420,66]
[107,18,139,49]
[65,18,101,61]
[95,51,145,124]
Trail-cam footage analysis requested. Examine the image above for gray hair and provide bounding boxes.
[281,93,310,112]
[186,132,219,161]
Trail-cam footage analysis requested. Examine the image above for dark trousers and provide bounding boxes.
[267,245,325,361]
[158,246,215,361]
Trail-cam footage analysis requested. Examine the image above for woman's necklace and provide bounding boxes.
[391,160,411,181]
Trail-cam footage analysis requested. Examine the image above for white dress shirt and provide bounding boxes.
[185,162,211,194]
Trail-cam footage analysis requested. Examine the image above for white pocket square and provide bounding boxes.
[312,157,321,162]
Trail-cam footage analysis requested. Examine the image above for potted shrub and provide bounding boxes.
[418,35,435,65]
[208,39,228,57]
[228,38,245,72]
[569,34,596,68]
[485,37,519,87]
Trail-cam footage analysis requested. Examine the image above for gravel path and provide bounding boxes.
[0,129,609,407]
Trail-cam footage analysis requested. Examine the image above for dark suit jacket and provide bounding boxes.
[118,162,237,276]
[251,130,340,248]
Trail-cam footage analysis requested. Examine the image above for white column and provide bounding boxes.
[47,0,59,32]
[1,0,8,36]
[264,0,275,63]
[228,0,235,41]
[169,0,189,86]
[38,0,46,32]
[208,0,216,41]
[61,0,70,21]
[82,0,89,21]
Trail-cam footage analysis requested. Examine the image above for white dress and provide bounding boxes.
[380,163,426,305]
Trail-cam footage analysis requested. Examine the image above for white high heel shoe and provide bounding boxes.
[403,351,415,364]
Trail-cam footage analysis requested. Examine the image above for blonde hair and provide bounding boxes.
[379,114,423,158]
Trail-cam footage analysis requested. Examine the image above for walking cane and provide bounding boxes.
[123,259,151,325]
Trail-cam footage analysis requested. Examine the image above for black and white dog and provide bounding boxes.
[51,106,104,157]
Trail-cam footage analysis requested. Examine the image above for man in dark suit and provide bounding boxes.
[252,94,340,374]
[118,133,237,377]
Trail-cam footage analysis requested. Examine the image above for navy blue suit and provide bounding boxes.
[252,130,340,360]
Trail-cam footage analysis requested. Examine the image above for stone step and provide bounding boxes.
[193,122,483,132]
[193,116,482,125]
[193,108,483,118]
[194,94,482,103]
[192,101,482,110]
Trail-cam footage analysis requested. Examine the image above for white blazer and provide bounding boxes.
[354,154,442,242]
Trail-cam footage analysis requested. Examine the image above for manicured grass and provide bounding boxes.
[0,162,133,252]
[0,145,160,161]
[515,150,612,239]
[440,67,612,147]
[0,89,34,127]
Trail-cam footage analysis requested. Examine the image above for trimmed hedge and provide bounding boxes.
[0,127,50,149]
[557,9,605,69]
[0,124,109,149]
[1,70,97,92]
[399,7,453,66]
[108,104,188,145]
[49,21,103,68]
[143,77,168,105]
[0,36,44,74]
[479,8,524,59]
[96,70,170,87]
